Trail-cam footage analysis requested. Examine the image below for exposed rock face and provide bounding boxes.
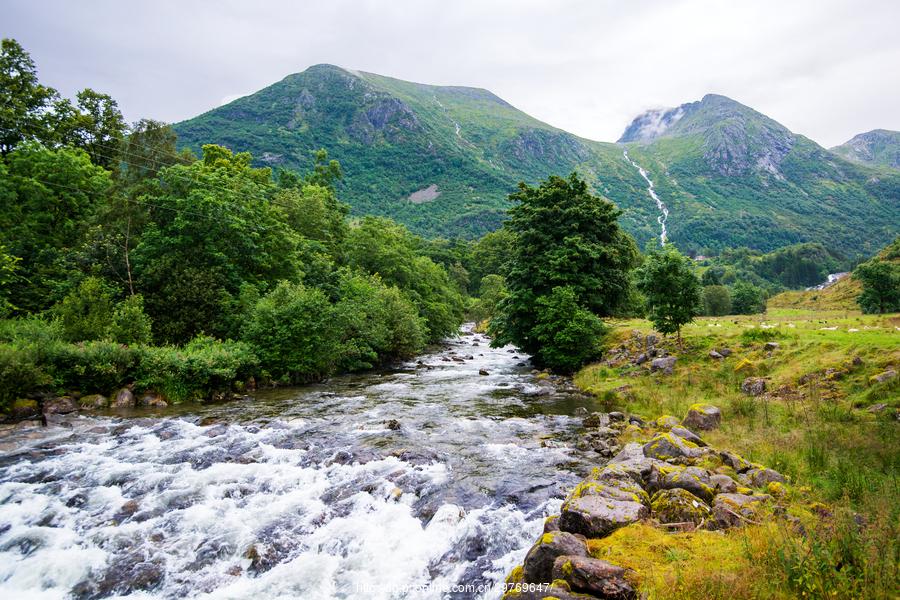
[650,488,711,524]
[559,495,649,539]
[650,357,677,375]
[522,531,588,583]
[830,129,900,169]
[741,377,767,396]
[551,555,636,599]
[681,404,721,430]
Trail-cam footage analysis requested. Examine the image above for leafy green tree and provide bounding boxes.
[54,89,127,169]
[530,286,607,372]
[702,285,732,316]
[489,173,638,368]
[469,229,515,285]
[470,274,507,321]
[731,281,766,314]
[854,259,900,314]
[0,144,112,312]
[132,145,301,342]
[0,39,57,153]
[0,243,20,316]
[306,148,343,190]
[242,281,338,382]
[55,276,115,342]
[275,182,348,254]
[107,294,153,345]
[636,245,701,343]
[701,267,724,286]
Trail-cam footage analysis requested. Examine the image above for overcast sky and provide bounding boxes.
[4,0,898,147]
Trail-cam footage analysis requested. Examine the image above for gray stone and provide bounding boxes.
[79,394,108,409]
[764,342,780,351]
[709,350,724,359]
[747,467,786,487]
[648,465,715,503]
[139,392,168,408]
[609,443,668,480]
[634,353,648,365]
[43,396,78,414]
[650,356,677,375]
[642,433,700,461]
[522,531,587,584]
[650,488,711,525]
[670,426,706,447]
[114,388,135,408]
[720,450,753,473]
[682,404,722,431]
[871,369,897,384]
[551,555,636,599]
[559,495,648,538]
[711,493,770,529]
[710,473,739,494]
[718,348,733,357]
[741,377,767,396]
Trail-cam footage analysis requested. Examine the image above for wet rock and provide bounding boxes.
[385,419,401,431]
[543,515,560,533]
[741,377,767,396]
[710,473,739,494]
[647,465,714,503]
[608,411,626,422]
[573,407,588,416]
[650,356,677,375]
[522,531,587,583]
[747,467,786,487]
[559,495,648,538]
[9,399,39,420]
[114,388,135,408]
[711,493,769,529]
[551,555,636,599]
[650,488,711,525]
[582,412,607,428]
[643,432,700,461]
[43,396,78,414]
[669,426,706,447]
[479,369,489,376]
[682,404,721,431]
[139,392,168,408]
[718,348,732,357]
[79,394,108,409]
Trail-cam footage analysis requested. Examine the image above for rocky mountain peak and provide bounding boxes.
[830,129,900,169]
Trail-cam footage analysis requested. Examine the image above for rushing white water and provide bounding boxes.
[623,150,669,245]
[0,327,596,600]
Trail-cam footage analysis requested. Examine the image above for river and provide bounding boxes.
[0,325,600,599]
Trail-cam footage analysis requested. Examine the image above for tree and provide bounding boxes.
[0,243,20,316]
[107,294,153,345]
[489,173,638,369]
[55,276,115,342]
[854,259,900,314]
[55,89,127,169]
[731,281,765,314]
[636,245,701,344]
[702,285,732,316]
[530,286,607,373]
[0,39,57,153]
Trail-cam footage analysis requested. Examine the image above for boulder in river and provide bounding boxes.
[551,555,636,599]
[79,394,108,409]
[114,388,135,408]
[43,396,78,414]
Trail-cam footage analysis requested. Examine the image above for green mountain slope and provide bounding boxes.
[830,129,900,169]
[174,68,899,257]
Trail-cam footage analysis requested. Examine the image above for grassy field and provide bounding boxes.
[571,308,899,599]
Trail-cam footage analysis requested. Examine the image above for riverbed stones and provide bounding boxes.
[682,404,721,431]
[114,388,135,408]
[741,377,767,396]
[551,555,636,599]
[650,488,711,525]
[711,493,770,529]
[650,356,677,375]
[79,394,108,409]
[559,495,649,538]
[385,419,401,430]
[577,467,650,507]
[139,392,168,408]
[642,432,700,461]
[479,369,489,376]
[582,412,607,428]
[522,531,588,583]
[609,443,667,479]
[43,396,78,414]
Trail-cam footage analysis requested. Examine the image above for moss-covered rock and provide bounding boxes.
[747,467,786,488]
[650,488,711,524]
[647,464,715,503]
[711,492,770,529]
[654,415,680,430]
[709,473,739,494]
[559,495,649,539]
[719,450,753,473]
[681,404,721,431]
[669,426,706,447]
[642,432,700,461]
[523,531,588,584]
[9,398,39,420]
[551,555,636,599]
[79,394,108,409]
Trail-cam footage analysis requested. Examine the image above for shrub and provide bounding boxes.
[107,294,153,345]
[0,343,51,409]
[530,286,607,373]
[55,276,116,342]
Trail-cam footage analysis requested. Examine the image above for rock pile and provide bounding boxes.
[504,406,786,599]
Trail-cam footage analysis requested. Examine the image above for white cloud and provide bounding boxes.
[3,0,898,147]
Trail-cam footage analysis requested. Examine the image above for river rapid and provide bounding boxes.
[0,325,602,600]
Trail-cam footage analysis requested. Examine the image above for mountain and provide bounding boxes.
[174,68,899,257]
[830,129,900,169]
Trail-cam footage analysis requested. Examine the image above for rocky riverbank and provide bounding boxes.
[502,404,794,599]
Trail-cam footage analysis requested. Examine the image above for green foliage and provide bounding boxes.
[0,243,19,316]
[490,173,637,370]
[55,276,115,342]
[107,294,152,345]
[702,285,732,316]
[854,258,900,314]
[731,281,766,314]
[242,281,338,382]
[0,38,57,153]
[469,274,507,321]
[530,286,607,373]
[636,245,701,339]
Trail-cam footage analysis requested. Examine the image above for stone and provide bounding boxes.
[9,399,39,420]
[711,493,770,529]
[650,488,711,525]
[573,407,588,416]
[709,350,724,359]
[718,348,733,357]
[764,342,780,351]
[139,392,168,408]
[79,394,108,409]
[741,377,767,396]
[682,404,721,431]
[867,403,888,413]
[627,415,645,426]
[642,432,700,461]
[634,353,648,365]
[608,443,667,480]
[577,466,651,507]
[479,369,489,376]
[559,495,648,538]
[670,426,706,447]
[646,334,658,347]
[608,411,626,422]
[650,356,677,375]
[582,412,607,428]
[648,465,715,503]
[870,369,897,385]
[720,450,753,473]
[747,467,786,487]
[43,396,78,414]
[551,555,636,599]
[655,415,680,430]
[385,419,401,431]
[543,515,560,533]
[522,531,587,583]
[114,388,135,408]
[709,473,739,494]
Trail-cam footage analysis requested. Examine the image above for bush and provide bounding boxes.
[107,294,153,345]
[0,343,51,409]
[55,276,115,342]
[702,285,732,316]
[530,286,607,373]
